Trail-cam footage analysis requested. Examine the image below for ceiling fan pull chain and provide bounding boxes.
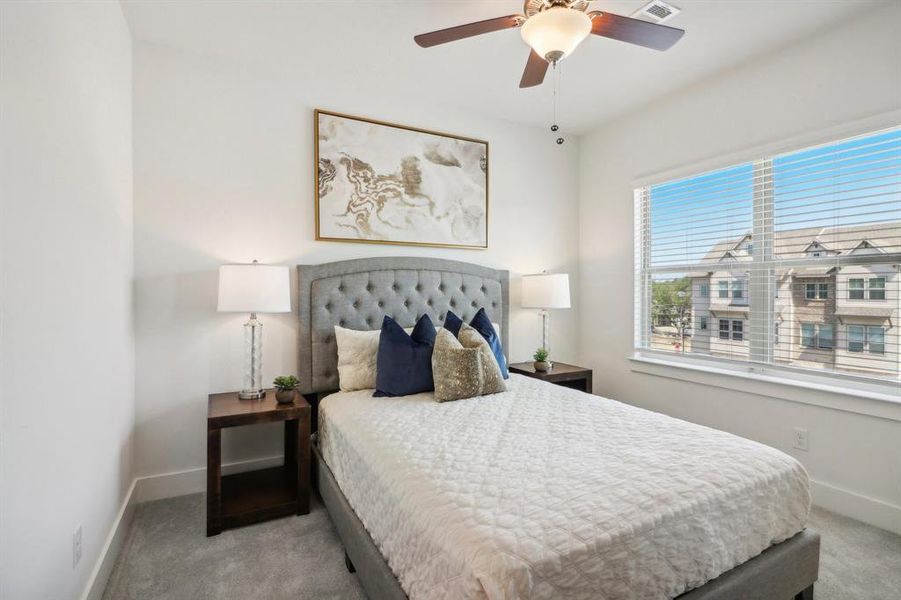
[551,61,565,145]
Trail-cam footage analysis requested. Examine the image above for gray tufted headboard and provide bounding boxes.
[297,257,509,395]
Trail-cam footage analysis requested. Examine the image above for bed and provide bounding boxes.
[297,257,820,600]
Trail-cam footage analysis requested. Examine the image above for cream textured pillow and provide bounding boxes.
[334,326,379,391]
[432,324,506,402]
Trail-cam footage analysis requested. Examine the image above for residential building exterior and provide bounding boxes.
[688,222,900,380]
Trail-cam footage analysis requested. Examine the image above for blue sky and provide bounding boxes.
[647,127,901,269]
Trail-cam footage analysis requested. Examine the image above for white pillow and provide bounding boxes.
[334,326,380,391]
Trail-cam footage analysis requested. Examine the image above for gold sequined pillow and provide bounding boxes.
[432,324,507,402]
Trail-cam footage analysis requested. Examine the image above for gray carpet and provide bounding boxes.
[103,495,901,600]
[102,494,366,600]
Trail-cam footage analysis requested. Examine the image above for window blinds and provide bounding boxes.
[635,127,900,384]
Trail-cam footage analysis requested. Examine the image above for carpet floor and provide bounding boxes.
[103,494,901,600]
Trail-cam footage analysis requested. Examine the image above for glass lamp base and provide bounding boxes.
[241,313,265,401]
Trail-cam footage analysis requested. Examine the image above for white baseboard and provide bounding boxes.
[80,479,138,600]
[810,478,901,535]
[134,455,284,503]
[77,456,283,600]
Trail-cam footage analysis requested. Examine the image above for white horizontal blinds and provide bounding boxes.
[634,188,652,350]
[771,129,901,259]
[638,162,755,362]
[767,128,900,381]
[636,126,901,384]
[647,163,754,269]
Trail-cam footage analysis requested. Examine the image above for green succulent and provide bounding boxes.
[273,375,299,391]
[533,348,549,362]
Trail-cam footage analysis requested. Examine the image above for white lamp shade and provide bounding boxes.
[217,263,291,313]
[522,273,571,309]
[520,7,591,61]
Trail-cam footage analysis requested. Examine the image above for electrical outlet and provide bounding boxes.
[793,427,809,452]
[73,525,83,568]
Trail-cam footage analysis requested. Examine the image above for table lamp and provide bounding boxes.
[521,272,571,367]
[218,260,291,399]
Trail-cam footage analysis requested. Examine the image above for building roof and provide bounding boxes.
[699,221,901,263]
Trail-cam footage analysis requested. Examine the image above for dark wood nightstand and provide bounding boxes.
[508,362,593,393]
[207,390,310,536]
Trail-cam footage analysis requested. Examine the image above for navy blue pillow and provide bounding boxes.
[469,308,509,379]
[443,311,464,337]
[374,315,437,397]
[443,309,509,379]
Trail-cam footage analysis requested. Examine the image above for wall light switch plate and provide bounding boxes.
[793,427,809,452]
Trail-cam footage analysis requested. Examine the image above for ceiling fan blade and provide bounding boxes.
[414,15,523,48]
[519,50,549,88]
[588,11,684,51]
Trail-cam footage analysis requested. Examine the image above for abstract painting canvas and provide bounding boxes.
[315,110,489,249]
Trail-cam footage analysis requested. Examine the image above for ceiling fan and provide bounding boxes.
[414,0,685,88]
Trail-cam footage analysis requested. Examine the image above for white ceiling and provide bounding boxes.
[121,0,889,134]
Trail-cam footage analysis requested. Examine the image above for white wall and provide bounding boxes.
[579,4,901,533]
[0,2,134,599]
[132,41,581,484]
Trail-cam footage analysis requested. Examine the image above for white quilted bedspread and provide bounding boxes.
[319,374,810,600]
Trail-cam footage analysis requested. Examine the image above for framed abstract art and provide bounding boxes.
[315,110,489,249]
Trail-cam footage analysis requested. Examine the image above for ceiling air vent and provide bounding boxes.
[633,0,681,24]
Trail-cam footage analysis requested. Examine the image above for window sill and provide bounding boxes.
[629,352,901,422]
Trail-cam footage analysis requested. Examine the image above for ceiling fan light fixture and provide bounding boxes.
[520,7,592,62]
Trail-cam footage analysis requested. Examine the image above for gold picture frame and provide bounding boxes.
[314,109,489,249]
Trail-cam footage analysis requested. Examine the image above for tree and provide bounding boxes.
[652,278,692,350]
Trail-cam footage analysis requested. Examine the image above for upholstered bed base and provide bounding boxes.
[299,257,819,600]
[313,440,819,600]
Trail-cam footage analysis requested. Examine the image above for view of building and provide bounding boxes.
[687,222,899,380]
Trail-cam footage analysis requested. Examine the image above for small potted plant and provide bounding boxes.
[533,348,551,372]
[273,375,299,404]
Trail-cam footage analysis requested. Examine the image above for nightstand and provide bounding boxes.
[206,390,310,536]
[508,362,593,393]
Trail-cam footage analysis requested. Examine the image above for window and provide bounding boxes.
[718,319,730,340]
[699,316,708,330]
[848,277,887,300]
[869,277,886,300]
[818,324,834,350]
[716,319,744,341]
[636,126,900,385]
[848,325,866,352]
[805,282,828,299]
[800,322,836,350]
[869,326,885,354]
[801,323,815,348]
[848,325,886,354]
[805,283,828,300]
